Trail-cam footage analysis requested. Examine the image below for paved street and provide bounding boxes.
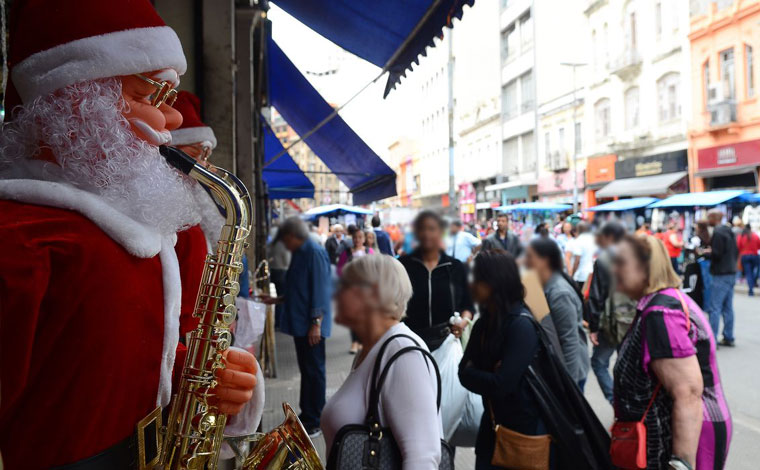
[260,288,759,469]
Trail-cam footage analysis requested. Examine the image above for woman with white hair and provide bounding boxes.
[321,254,442,469]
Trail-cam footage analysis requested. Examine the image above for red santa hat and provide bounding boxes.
[170,91,217,149]
[9,0,187,105]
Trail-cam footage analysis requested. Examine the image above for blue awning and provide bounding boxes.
[496,202,572,212]
[263,119,315,199]
[302,203,373,220]
[587,197,659,212]
[268,39,396,205]
[648,190,749,208]
[271,0,476,97]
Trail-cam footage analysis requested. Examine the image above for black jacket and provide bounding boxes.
[458,302,543,458]
[710,224,738,275]
[482,231,523,257]
[398,250,474,333]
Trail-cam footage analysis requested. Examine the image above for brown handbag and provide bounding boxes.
[489,402,551,470]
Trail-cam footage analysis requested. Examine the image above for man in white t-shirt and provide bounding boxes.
[446,219,482,264]
[570,222,598,290]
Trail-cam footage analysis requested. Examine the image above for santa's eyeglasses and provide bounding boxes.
[134,74,178,108]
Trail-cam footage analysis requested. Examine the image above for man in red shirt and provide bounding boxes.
[663,222,685,274]
[0,1,259,468]
[737,224,760,296]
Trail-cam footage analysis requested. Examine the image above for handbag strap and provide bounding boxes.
[369,334,421,393]
[366,344,441,428]
[638,289,692,423]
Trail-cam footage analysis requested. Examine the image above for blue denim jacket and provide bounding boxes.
[281,238,332,338]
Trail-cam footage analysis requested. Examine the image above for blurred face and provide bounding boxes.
[352,230,365,248]
[416,217,443,251]
[562,222,573,235]
[334,279,381,330]
[470,279,493,305]
[496,216,509,232]
[523,246,550,277]
[596,234,612,249]
[708,213,722,227]
[120,70,183,146]
[282,234,304,252]
[450,223,461,236]
[613,241,647,299]
[366,231,376,246]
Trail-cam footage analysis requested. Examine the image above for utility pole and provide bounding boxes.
[560,61,586,214]
[447,30,458,218]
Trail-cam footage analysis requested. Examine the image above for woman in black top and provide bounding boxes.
[398,210,474,351]
[458,250,545,470]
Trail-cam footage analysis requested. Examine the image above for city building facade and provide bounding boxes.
[688,0,760,192]
[582,0,692,206]
[272,111,349,211]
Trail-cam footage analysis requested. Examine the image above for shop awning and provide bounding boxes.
[694,164,759,178]
[268,39,396,205]
[496,202,572,212]
[302,203,373,220]
[595,171,687,198]
[648,190,749,208]
[263,120,315,199]
[485,178,537,192]
[586,197,659,212]
[271,0,476,96]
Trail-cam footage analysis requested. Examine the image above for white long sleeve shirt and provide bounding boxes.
[321,323,442,470]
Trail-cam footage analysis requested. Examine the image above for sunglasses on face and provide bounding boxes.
[134,74,178,108]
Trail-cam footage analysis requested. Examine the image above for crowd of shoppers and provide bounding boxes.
[263,206,748,469]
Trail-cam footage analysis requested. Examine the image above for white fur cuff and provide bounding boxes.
[12,26,187,103]
[170,127,218,149]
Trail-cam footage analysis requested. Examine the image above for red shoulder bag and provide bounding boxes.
[609,290,691,469]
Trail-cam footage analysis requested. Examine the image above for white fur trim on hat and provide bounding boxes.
[170,126,218,149]
[12,26,187,103]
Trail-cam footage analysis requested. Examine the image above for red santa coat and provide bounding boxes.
[0,179,197,468]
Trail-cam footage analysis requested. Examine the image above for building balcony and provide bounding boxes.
[609,49,642,81]
[707,101,737,129]
[546,151,569,172]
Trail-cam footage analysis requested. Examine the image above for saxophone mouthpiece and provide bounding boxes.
[159,145,197,175]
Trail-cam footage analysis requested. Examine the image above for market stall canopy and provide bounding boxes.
[262,120,315,199]
[739,192,760,203]
[648,189,749,208]
[268,39,396,205]
[302,203,374,220]
[497,202,572,212]
[271,0,476,97]
[586,197,659,212]
[595,171,687,198]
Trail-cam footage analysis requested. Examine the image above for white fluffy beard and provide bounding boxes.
[0,78,202,237]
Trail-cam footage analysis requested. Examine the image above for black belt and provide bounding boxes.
[54,407,162,470]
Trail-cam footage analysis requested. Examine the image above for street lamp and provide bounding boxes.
[559,62,586,214]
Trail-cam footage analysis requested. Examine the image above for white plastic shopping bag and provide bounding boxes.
[233,297,266,349]
[431,334,467,441]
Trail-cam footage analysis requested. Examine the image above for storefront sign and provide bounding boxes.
[586,154,617,185]
[537,169,584,195]
[698,139,760,169]
[615,150,687,179]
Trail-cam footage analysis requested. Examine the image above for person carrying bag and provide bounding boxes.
[327,334,454,470]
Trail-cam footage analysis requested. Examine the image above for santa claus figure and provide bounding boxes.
[0,1,260,468]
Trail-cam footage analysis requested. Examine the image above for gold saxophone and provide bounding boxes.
[158,147,322,470]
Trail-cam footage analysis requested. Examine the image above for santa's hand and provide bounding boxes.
[215,347,258,415]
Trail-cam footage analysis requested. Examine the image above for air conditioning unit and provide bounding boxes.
[707,84,723,105]
[710,101,737,126]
